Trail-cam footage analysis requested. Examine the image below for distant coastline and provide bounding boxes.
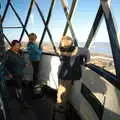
[40,42,115,74]
[41,42,113,56]
[5,42,113,57]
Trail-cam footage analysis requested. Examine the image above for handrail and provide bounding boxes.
[86,63,120,90]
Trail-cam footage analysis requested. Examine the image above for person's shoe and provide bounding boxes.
[22,101,31,108]
[54,104,66,113]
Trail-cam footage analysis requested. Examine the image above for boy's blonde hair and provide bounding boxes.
[61,36,72,42]
[60,36,73,47]
[28,33,37,41]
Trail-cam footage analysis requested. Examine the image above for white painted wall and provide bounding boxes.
[70,67,120,120]
[24,53,120,120]
[39,54,60,89]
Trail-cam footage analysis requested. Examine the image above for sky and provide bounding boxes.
[1,0,120,46]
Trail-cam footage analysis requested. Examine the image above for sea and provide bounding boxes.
[20,41,114,57]
[78,42,113,56]
[45,42,114,56]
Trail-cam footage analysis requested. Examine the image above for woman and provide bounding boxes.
[5,40,28,107]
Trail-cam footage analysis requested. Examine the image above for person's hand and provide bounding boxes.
[71,47,78,56]
[8,74,13,79]
[56,49,61,55]
[25,63,31,67]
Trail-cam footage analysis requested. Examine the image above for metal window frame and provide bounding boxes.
[0,0,120,81]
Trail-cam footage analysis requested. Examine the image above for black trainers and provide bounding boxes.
[53,104,66,120]
[54,104,66,113]
[23,101,31,108]
[20,101,32,109]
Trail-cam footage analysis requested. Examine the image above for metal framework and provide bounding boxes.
[0,0,120,81]
[0,15,5,61]
[61,0,78,46]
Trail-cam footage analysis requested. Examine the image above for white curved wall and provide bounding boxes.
[70,67,120,120]
[24,53,120,120]
[39,54,60,89]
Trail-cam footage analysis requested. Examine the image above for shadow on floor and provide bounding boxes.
[6,81,81,120]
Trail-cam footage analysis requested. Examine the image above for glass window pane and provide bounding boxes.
[48,0,66,47]
[36,0,51,20]
[72,0,100,46]
[89,19,116,75]
[3,29,22,42]
[11,0,31,23]
[41,32,55,53]
[3,7,22,27]
[26,4,44,43]
[111,1,120,45]
[1,0,8,17]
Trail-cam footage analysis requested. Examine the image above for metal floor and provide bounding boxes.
[6,82,80,120]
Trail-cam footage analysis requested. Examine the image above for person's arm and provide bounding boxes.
[79,47,90,64]
[60,47,78,56]
[56,49,61,56]
[71,47,78,56]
